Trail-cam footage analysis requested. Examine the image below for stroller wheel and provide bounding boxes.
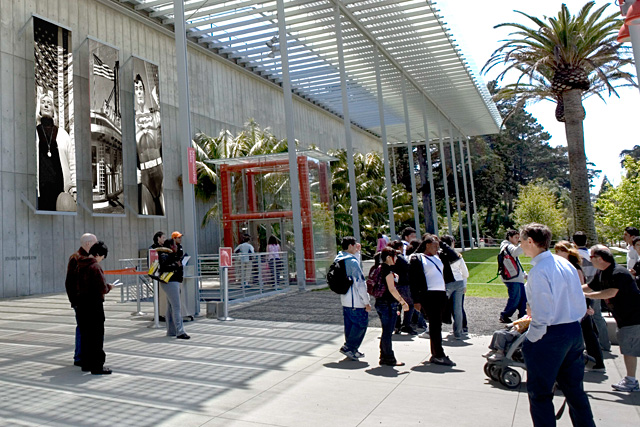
[483,362,492,378]
[489,364,502,381]
[500,368,521,389]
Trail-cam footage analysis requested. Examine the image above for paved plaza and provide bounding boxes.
[0,293,638,426]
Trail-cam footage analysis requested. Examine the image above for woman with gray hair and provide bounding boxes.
[36,92,76,211]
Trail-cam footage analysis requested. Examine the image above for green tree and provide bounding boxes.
[330,149,414,256]
[594,156,640,241]
[483,2,635,245]
[513,181,567,239]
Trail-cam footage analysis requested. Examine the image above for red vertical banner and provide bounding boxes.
[220,165,233,246]
[297,156,316,282]
[188,147,197,184]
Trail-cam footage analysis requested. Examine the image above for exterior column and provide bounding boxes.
[437,113,452,234]
[458,136,473,249]
[421,98,437,234]
[374,47,395,238]
[466,137,481,246]
[401,78,420,234]
[277,0,306,289]
[174,0,199,313]
[449,124,464,250]
[335,6,360,240]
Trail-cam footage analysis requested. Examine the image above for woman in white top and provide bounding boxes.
[235,234,255,287]
[440,235,469,340]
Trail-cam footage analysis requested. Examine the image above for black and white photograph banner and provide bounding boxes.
[132,57,164,216]
[89,39,124,214]
[34,16,76,212]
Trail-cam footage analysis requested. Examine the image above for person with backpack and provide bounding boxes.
[499,230,527,324]
[334,236,370,361]
[370,247,410,366]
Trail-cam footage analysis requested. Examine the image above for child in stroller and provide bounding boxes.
[482,309,531,388]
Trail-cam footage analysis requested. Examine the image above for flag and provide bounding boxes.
[93,54,115,80]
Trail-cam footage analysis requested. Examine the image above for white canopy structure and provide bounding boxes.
[119,0,500,140]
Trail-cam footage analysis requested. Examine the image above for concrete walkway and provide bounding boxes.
[0,294,638,426]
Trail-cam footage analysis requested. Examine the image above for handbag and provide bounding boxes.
[148,260,174,283]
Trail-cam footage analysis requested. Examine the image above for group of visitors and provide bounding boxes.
[336,228,470,368]
[64,230,192,374]
[336,222,640,426]
[484,224,640,426]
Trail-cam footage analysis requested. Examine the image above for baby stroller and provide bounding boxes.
[482,332,527,389]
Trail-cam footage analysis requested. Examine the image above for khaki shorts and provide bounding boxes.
[617,324,640,357]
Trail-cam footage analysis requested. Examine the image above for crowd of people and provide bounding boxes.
[334,223,640,426]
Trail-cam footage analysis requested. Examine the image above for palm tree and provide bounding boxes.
[191,119,290,225]
[483,1,635,244]
[330,149,414,256]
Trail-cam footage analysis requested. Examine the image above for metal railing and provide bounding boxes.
[198,251,290,303]
[117,257,153,304]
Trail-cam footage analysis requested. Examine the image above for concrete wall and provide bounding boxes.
[0,0,380,298]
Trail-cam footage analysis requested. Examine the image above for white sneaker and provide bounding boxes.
[418,331,430,339]
[612,377,639,392]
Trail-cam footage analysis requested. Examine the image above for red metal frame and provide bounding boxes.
[219,155,318,282]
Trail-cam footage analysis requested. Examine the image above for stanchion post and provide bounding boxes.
[149,279,161,329]
[218,247,234,321]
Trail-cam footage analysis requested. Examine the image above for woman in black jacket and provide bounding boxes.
[158,239,190,339]
[409,234,457,366]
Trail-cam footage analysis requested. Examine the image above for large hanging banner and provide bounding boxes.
[34,16,76,212]
[89,40,124,214]
[132,57,164,216]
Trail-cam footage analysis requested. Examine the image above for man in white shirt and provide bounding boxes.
[623,226,639,273]
[400,227,417,256]
[336,236,370,361]
[519,223,594,427]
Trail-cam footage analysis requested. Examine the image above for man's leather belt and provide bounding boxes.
[140,157,162,171]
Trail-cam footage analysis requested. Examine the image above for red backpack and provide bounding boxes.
[366,264,386,298]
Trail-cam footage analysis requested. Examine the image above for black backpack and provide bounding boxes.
[327,258,353,294]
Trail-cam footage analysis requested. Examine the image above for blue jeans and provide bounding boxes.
[74,307,82,362]
[446,280,465,337]
[342,306,368,353]
[375,301,399,362]
[161,281,186,336]
[501,282,526,318]
[522,322,595,427]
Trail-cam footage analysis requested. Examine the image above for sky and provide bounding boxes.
[436,0,638,191]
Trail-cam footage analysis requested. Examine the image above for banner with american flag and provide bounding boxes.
[34,16,73,135]
[89,39,124,214]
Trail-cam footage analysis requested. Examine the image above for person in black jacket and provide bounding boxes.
[409,234,457,366]
[158,238,190,340]
[374,247,410,366]
[76,241,113,375]
[388,240,416,335]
